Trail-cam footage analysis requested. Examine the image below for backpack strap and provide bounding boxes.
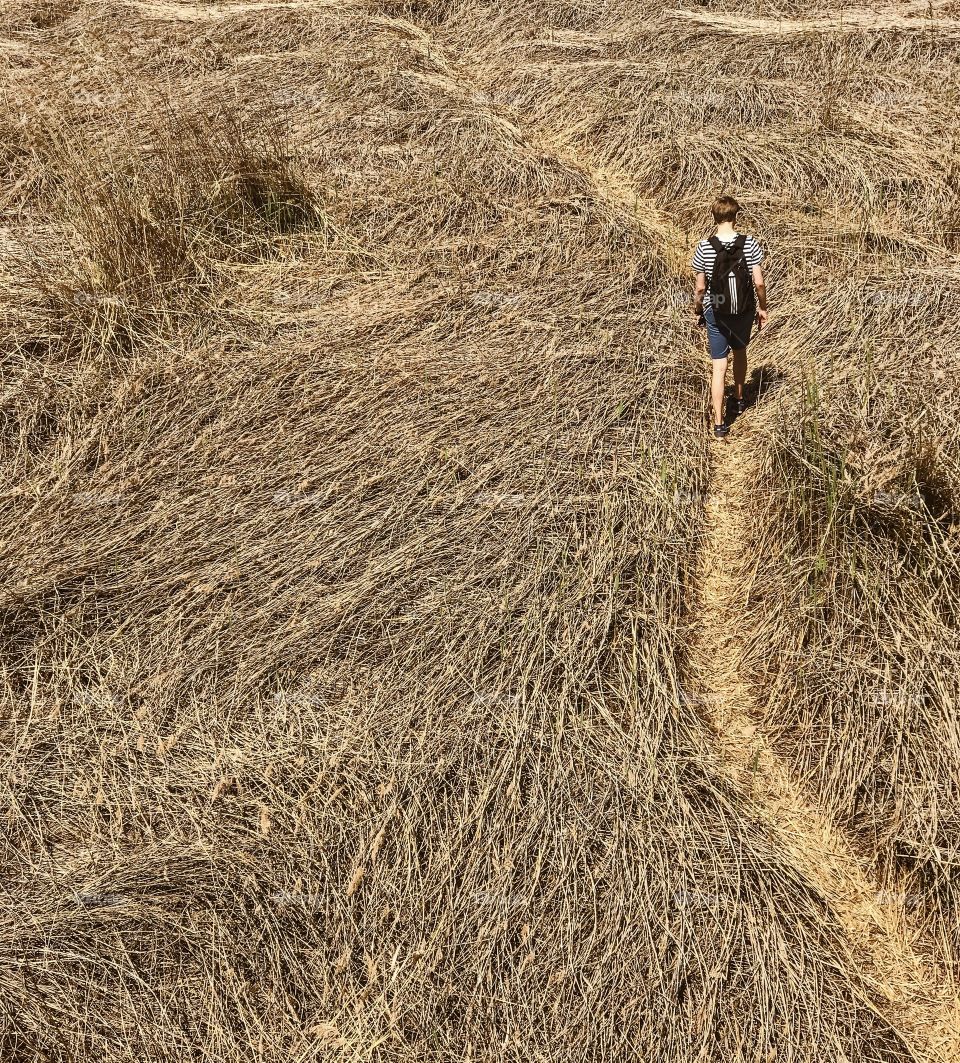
[707,236,724,254]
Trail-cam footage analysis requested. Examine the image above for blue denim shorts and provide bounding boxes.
[702,304,754,359]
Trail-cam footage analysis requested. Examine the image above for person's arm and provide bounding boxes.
[752,264,768,327]
[693,271,707,320]
[690,242,707,321]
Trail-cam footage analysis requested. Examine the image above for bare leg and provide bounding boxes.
[711,356,727,426]
[731,347,747,399]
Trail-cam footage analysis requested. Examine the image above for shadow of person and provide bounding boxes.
[726,363,785,426]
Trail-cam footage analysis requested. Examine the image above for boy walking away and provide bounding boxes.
[691,196,768,438]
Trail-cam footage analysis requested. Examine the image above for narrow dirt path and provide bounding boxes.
[690,417,960,1063]
[667,1,960,36]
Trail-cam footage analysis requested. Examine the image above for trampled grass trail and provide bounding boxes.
[691,400,960,1063]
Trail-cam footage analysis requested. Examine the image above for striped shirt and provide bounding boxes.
[692,234,764,314]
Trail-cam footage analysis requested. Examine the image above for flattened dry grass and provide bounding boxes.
[425,0,960,985]
[741,271,960,976]
[0,0,957,1060]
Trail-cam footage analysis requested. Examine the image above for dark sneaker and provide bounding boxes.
[714,423,730,438]
[731,393,746,416]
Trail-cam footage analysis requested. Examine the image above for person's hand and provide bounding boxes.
[756,308,769,330]
[692,304,705,326]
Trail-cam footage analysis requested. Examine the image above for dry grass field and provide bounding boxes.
[1,0,959,1060]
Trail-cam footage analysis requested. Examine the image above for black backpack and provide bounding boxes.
[708,235,756,317]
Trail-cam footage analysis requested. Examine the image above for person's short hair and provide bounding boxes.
[711,195,740,223]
